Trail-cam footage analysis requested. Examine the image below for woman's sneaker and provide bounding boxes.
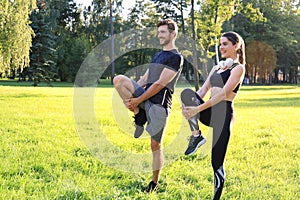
[185,135,206,156]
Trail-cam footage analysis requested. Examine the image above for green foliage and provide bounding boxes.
[230,0,300,83]
[0,0,36,74]
[58,35,91,82]
[29,0,59,84]
[0,0,299,84]
[55,0,86,82]
[149,0,187,22]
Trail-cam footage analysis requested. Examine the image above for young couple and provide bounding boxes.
[113,19,245,200]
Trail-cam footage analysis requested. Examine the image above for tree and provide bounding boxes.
[149,0,183,21]
[0,0,36,77]
[30,0,57,85]
[246,41,277,84]
[55,0,86,82]
[232,0,299,83]
[58,35,91,82]
[191,0,199,90]
[193,0,265,80]
[118,0,160,79]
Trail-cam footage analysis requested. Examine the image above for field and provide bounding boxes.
[0,82,299,199]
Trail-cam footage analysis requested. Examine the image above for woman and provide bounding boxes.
[181,31,246,200]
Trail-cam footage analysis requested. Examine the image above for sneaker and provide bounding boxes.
[185,134,206,156]
[144,181,158,193]
[134,125,144,138]
[133,109,147,138]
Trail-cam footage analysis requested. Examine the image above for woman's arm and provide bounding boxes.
[182,65,245,119]
[199,64,245,111]
[196,65,217,98]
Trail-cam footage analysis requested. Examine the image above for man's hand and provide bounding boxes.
[128,97,140,112]
[123,98,134,112]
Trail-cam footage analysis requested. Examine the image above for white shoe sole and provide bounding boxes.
[186,138,207,156]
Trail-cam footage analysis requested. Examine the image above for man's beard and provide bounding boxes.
[160,36,171,46]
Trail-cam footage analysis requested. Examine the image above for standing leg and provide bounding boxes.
[211,102,233,200]
[144,102,168,192]
[151,138,163,183]
[144,133,164,192]
[212,132,228,200]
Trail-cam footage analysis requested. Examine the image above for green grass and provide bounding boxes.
[0,83,299,199]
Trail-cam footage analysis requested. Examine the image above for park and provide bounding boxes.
[0,0,299,199]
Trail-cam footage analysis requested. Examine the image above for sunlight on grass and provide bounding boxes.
[0,85,299,199]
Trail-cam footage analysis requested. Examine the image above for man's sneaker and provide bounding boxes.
[185,134,206,156]
[134,125,144,138]
[133,109,147,138]
[144,181,158,193]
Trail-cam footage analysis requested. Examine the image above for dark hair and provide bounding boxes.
[157,19,178,35]
[222,32,246,65]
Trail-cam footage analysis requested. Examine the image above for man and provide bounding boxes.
[113,19,183,192]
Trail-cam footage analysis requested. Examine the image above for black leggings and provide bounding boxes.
[181,88,233,200]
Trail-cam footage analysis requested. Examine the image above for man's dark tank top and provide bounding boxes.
[145,49,183,108]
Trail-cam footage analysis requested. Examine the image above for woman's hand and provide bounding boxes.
[181,106,200,120]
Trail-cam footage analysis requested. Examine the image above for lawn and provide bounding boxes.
[0,83,299,199]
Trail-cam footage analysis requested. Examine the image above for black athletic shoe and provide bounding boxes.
[133,109,147,138]
[185,135,206,156]
[134,125,144,138]
[144,181,158,193]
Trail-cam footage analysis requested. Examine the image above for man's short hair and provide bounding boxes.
[157,19,178,36]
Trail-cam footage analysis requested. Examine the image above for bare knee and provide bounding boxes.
[151,139,161,152]
[113,75,125,87]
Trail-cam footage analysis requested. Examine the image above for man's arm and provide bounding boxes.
[129,68,177,109]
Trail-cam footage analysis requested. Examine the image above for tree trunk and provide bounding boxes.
[289,67,293,84]
[179,0,186,36]
[203,51,209,80]
[109,0,115,84]
[253,66,257,84]
[214,6,219,65]
[274,68,279,84]
[283,68,286,82]
[191,0,199,91]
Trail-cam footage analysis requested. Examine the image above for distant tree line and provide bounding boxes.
[0,0,299,85]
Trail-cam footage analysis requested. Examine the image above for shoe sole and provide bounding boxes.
[185,138,207,156]
[134,125,144,138]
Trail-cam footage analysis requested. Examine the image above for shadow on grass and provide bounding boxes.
[237,96,300,107]
[0,80,115,88]
[240,85,299,91]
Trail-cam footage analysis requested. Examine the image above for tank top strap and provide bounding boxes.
[229,63,240,70]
